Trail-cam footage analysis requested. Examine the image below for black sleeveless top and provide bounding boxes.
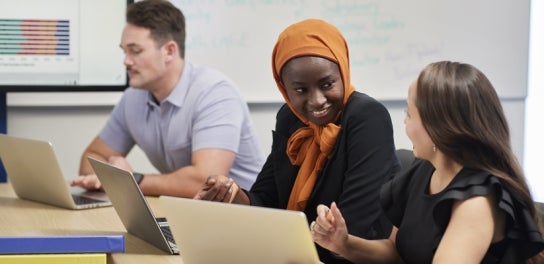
[380,159,544,263]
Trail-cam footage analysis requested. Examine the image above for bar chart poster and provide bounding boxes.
[0,0,79,86]
[0,19,70,56]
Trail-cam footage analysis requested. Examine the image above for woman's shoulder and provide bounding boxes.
[275,104,304,133]
[440,168,544,262]
[276,104,298,122]
[441,168,502,201]
[343,92,391,119]
[345,91,386,108]
[441,169,535,228]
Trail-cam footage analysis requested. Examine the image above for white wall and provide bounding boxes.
[524,0,544,202]
[173,0,530,102]
[5,98,526,182]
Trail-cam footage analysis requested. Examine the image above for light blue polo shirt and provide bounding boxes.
[99,62,264,190]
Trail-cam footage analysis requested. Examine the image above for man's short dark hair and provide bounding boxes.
[127,0,186,58]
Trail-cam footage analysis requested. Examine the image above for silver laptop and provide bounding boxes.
[87,157,179,255]
[0,134,111,210]
[159,196,321,264]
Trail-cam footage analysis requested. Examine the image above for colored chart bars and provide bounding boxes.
[0,19,69,55]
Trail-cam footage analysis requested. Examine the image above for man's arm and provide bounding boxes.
[71,136,124,190]
[79,136,124,175]
[137,148,236,197]
[74,135,237,198]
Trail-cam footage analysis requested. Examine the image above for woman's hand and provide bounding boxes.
[193,175,239,203]
[311,202,349,255]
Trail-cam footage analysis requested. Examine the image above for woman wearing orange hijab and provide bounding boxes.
[195,19,400,263]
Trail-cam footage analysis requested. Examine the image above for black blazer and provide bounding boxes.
[248,92,400,264]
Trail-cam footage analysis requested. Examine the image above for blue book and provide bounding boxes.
[0,235,125,254]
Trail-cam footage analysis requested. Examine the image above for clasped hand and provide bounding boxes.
[193,174,239,203]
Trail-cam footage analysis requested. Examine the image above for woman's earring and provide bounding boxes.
[433,145,437,152]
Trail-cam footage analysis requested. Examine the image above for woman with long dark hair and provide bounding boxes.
[311,61,544,263]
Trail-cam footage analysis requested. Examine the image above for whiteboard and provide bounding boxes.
[174,0,530,102]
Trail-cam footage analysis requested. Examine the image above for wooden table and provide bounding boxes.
[0,183,184,263]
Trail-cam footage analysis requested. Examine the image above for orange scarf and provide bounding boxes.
[271,19,355,211]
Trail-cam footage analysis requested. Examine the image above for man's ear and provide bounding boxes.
[163,40,178,62]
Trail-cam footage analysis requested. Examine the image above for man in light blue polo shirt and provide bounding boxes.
[71,0,264,196]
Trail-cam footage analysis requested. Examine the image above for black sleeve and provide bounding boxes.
[335,94,399,238]
[248,104,301,208]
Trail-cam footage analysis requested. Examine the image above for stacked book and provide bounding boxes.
[0,234,125,264]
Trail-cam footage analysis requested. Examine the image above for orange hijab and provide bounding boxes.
[272,19,355,211]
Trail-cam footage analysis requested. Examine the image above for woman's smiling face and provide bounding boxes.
[280,56,345,126]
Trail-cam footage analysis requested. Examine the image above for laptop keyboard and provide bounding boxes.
[156,217,178,252]
[72,194,105,205]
